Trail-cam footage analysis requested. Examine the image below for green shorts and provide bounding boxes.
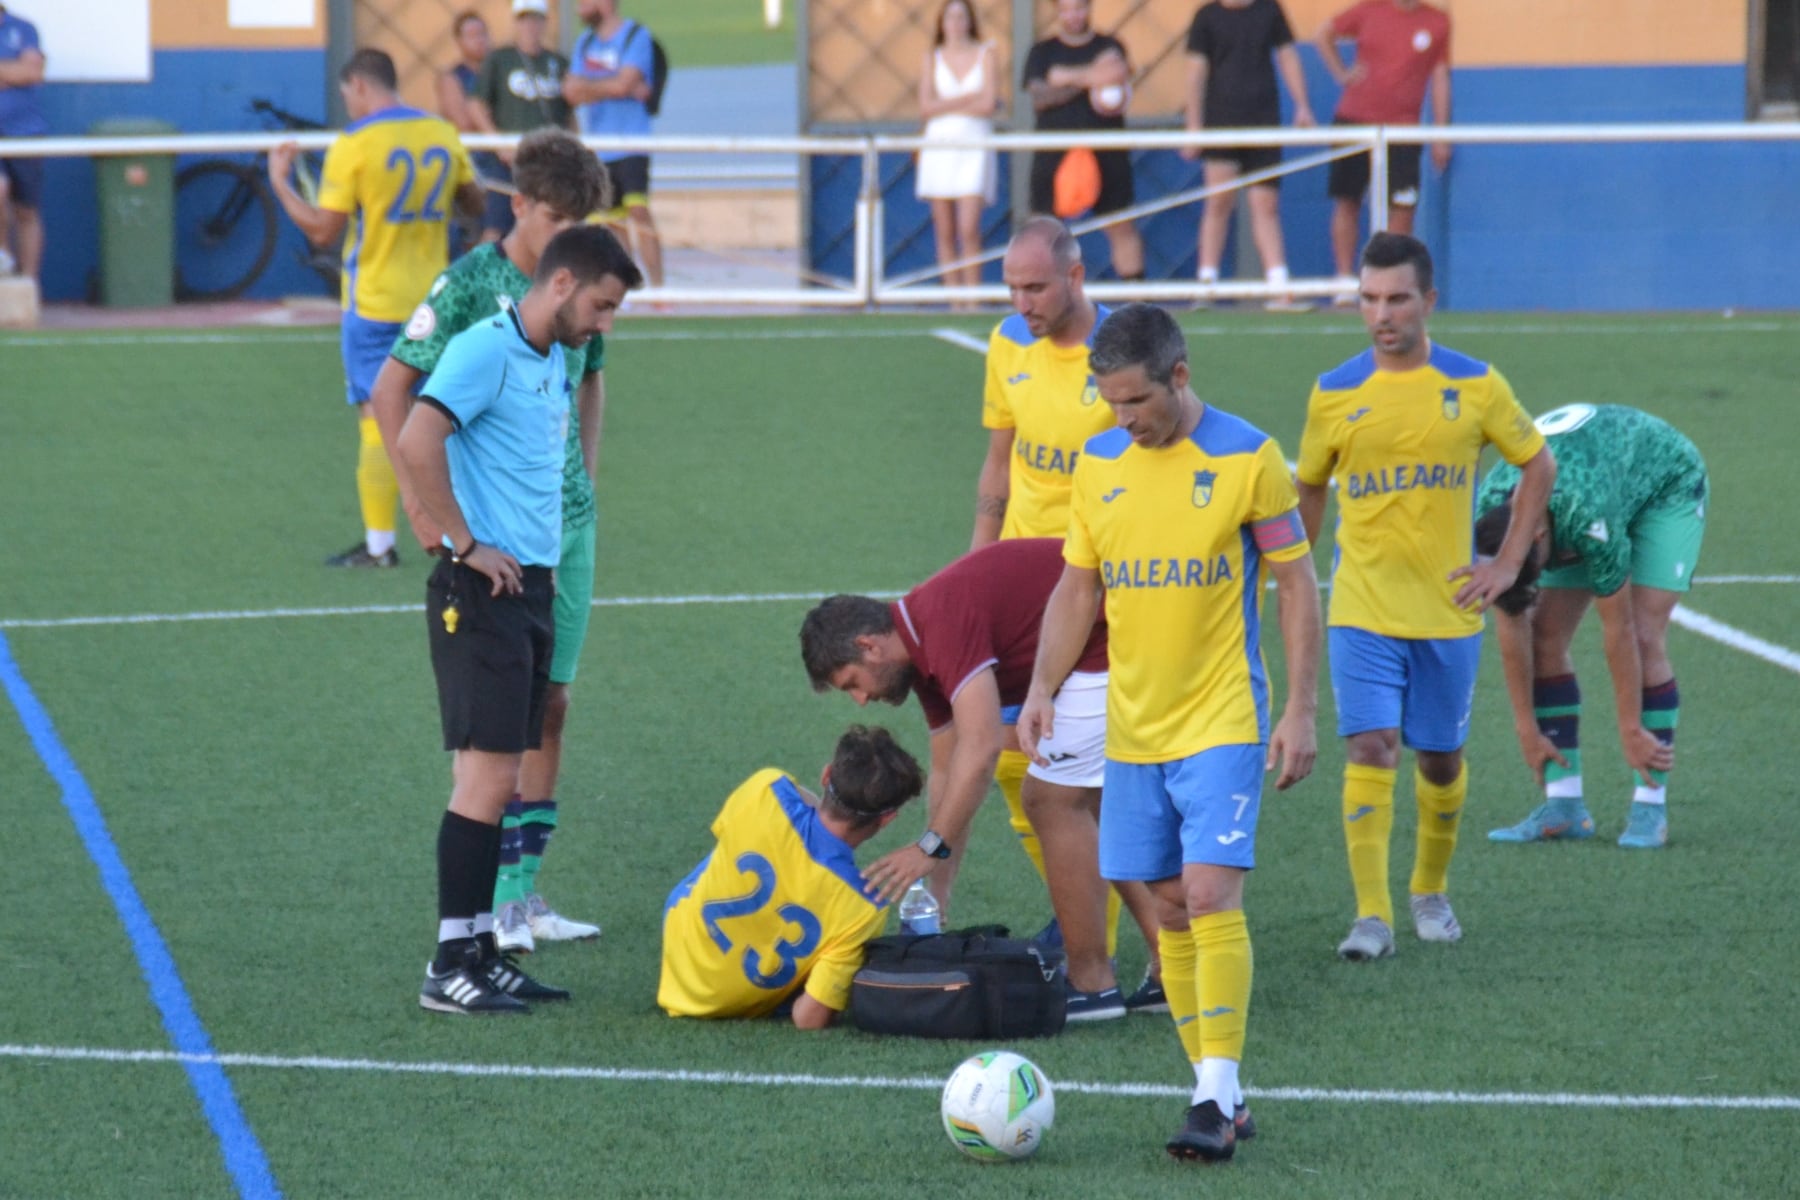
[1541,486,1708,595]
[551,518,597,685]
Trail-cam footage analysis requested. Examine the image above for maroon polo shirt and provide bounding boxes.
[891,538,1109,732]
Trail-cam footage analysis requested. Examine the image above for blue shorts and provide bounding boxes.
[1328,627,1482,752]
[341,313,403,406]
[0,154,44,208]
[1099,744,1265,880]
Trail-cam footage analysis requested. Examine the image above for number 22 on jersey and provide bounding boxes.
[384,146,453,224]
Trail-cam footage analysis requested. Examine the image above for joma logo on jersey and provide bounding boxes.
[1101,555,1234,590]
[1014,438,1079,475]
[1441,387,1461,419]
[1192,469,1217,508]
[1344,463,1468,499]
[1080,376,1100,407]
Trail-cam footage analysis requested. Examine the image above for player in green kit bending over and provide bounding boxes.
[1472,404,1705,849]
[372,129,630,949]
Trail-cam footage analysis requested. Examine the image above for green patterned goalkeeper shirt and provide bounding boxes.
[391,242,603,529]
[1478,404,1707,597]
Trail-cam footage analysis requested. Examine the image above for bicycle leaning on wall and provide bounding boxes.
[173,99,342,302]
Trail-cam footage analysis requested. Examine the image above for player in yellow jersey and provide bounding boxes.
[269,48,480,568]
[1295,232,1556,962]
[660,726,924,1028]
[972,216,1162,1007]
[1021,303,1322,1164]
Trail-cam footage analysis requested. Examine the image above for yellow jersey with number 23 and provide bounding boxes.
[659,769,887,1020]
[317,106,475,323]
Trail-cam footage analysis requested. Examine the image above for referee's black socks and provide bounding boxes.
[434,810,503,971]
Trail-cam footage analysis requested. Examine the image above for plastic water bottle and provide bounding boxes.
[898,880,941,935]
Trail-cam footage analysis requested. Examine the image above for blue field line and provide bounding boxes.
[0,632,281,1200]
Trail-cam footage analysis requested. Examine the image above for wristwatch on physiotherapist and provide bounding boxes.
[915,830,952,859]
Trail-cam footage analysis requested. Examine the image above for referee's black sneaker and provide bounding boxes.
[419,956,529,1015]
[483,951,571,1002]
[1166,1099,1237,1164]
[324,541,400,568]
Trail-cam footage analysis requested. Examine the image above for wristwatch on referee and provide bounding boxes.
[915,830,952,860]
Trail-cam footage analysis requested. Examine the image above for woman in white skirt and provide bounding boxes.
[916,0,998,308]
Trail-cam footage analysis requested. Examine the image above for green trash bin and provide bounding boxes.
[91,118,177,308]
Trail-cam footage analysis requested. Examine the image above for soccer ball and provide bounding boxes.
[940,1050,1055,1162]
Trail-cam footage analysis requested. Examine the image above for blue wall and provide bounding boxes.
[810,56,1797,312]
[34,48,328,302]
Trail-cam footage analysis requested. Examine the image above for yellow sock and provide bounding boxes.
[1158,924,1201,1063]
[1343,763,1397,925]
[996,750,1046,882]
[1103,886,1122,960]
[1191,910,1252,1062]
[1410,761,1467,896]
[356,417,398,536]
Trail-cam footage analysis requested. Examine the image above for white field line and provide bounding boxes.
[2,1043,1795,1111]
[1,577,1792,632]
[4,320,1795,349]
[1672,605,1800,676]
[930,327,989,353]
[0,589,899,631]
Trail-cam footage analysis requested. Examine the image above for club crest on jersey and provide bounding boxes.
[1441,387,1461,420]
[1192,469,1216,508]
[1080,376,1100,406]
[405,302,437,340]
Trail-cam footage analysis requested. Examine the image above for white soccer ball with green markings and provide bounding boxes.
[940,1050,1055,1162]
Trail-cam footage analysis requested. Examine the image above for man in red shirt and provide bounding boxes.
[800,538,1138,1020]
[1314,0,1451,290]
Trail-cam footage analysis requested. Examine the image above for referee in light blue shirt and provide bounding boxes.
[395,224,643,1016]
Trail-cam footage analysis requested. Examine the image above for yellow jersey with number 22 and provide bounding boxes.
[317,106,475,323]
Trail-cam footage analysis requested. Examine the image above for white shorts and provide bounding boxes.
[1025,670,1107,788]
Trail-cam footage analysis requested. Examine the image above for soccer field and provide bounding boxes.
[2,312,1798,1199]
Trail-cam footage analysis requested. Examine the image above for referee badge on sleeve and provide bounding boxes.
[1192,469,1216,508]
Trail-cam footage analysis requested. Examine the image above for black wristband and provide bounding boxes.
[453,539,477,562]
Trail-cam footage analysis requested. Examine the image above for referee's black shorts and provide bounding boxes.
[426,558,555,754]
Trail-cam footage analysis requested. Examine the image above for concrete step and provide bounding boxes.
[653,186,798,251]
[0,275,40,327]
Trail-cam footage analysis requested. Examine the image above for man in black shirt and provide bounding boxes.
[1182,0,1314,309]
[468,0,574,242]
[1023,0,1145,281]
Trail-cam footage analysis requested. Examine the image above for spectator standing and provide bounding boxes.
[1182,0,1314,309]
[916,0,999,308]
[437,10,490,134]
[566,0,665,289]
[1314,0,1451,299]
[471,0,573,241]
[0,3,48,281]
[438,11,491,257]
[1023,0,1144,282]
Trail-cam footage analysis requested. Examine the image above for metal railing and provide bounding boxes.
[5,121,1797,308]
